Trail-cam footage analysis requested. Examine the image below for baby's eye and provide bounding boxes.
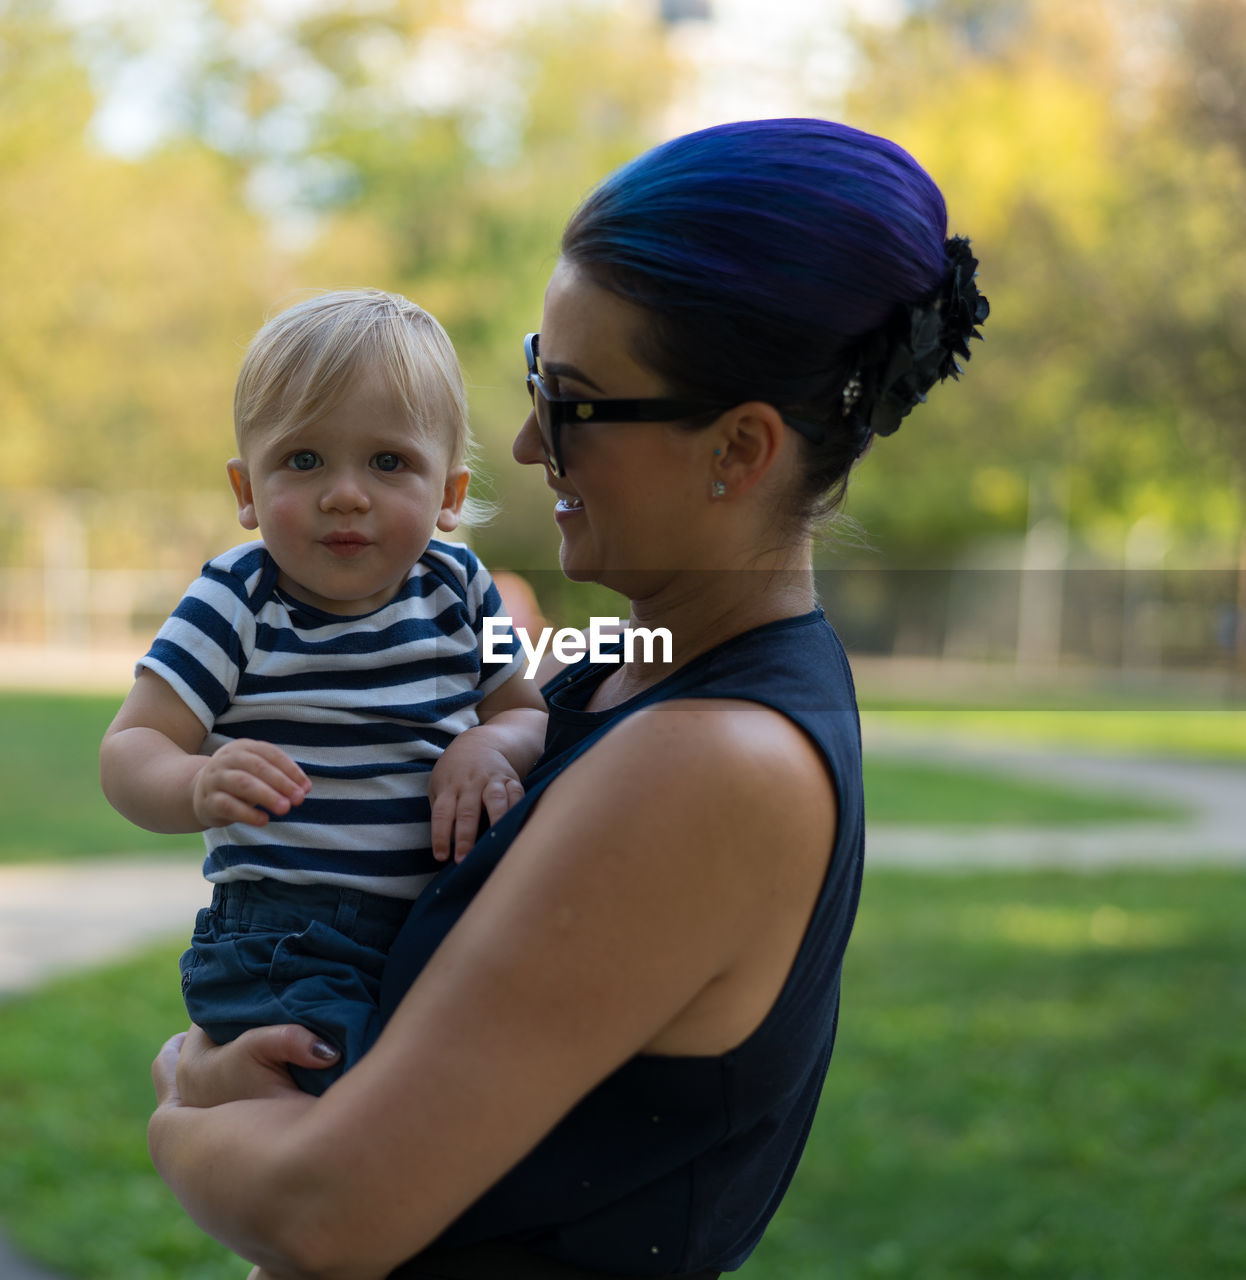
[287,451,320,471]
[372,452,405,472]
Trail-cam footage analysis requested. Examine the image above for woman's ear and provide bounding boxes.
[227,460,259,530]
[711,402,789,498]
[436,466,471,532]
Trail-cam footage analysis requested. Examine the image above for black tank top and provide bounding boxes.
[380,608,865,1275]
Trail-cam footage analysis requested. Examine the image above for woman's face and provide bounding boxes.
[513,260,716,596]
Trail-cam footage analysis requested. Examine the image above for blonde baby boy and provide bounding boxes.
[101,290,545,1093]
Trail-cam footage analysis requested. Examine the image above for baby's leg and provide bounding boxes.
[180,894,314,1049]
[180,881,408,1094]
[266,915,392,1094]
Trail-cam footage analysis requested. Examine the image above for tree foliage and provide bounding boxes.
[835,0,1245,561]
[4,0,676,585]
[0,2,285,502]
[281,3,679,571]
[2,0,1241,584]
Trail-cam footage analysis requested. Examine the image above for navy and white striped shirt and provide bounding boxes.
[139,540,523,899]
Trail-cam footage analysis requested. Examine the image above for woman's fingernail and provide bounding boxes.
[311,1040,339,1061]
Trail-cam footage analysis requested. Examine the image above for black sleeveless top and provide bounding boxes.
[380,608,865,1275]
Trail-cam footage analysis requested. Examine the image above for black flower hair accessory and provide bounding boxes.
[845,234,989,448]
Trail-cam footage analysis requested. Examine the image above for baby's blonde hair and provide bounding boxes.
[235,288,477,490]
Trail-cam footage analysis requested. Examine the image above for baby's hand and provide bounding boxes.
[429,730,525,863]
[192,739,311,829]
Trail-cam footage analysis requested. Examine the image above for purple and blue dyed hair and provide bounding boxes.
[561,118,952,520]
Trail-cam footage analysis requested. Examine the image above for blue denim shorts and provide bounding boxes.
[180,878,413,1095]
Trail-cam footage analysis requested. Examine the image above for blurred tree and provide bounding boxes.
[1164,0,1246,165]
[0,1,287,515]
[830,0,1245,564]
[42,0,678,596]
[23,0,1239,590]
[257,3,680,578]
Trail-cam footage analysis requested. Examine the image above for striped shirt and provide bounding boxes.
[139,539,523,898]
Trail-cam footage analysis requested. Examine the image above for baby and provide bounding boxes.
[101,290,546,1092]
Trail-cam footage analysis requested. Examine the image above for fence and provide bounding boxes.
[2,490,1243,693]
[1,489,241,650]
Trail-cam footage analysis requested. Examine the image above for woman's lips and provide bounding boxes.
[554,495,583,523]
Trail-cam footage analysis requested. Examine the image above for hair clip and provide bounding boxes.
[841,374,863,416]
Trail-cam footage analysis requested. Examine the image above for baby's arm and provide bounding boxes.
[429,669,547,863]
[101,670,310,833]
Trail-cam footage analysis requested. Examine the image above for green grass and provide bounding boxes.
[1,871,1242,1279]
[861,757,1184,826]
[0,692,200,863]
[0,944,236,1279]
[861,706,1246,762]
[0,693,1198,863]
[738,870,1246,1279]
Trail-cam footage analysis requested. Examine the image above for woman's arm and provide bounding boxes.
[149,698,836,1279]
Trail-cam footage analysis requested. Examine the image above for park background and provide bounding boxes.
[0,0,1243,1276]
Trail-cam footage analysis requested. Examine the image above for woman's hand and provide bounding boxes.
[149,1028,327,1276]
[153,1024,340,1110]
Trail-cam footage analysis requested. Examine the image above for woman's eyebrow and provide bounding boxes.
[542,360,606,394]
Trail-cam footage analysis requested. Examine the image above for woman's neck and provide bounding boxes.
[587,553,817,711]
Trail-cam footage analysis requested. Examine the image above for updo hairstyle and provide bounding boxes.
[560,118,983,528]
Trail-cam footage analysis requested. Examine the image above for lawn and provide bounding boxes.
[0,692,1191,863]
[1,870,1242,1279]
[738,870,1246,1279]
[860,756,1183,826]
[860,705,1246,762]
[0,692,201,863]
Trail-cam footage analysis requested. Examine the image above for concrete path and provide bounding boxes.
[0,1233,65,1280]
[861,723,1245,870]
[0,856,208,998]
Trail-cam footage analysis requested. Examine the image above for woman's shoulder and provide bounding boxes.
[511,693,838,1058]
[565,696,836,828]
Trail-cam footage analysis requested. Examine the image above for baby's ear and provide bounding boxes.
[436,466,470,532]
[227,460,259,530]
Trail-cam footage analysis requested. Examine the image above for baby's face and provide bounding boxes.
[227,366,468,616]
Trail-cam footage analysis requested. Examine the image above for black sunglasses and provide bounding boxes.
[524,333,727,478]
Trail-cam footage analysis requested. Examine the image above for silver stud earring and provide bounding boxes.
[711,480,727,499]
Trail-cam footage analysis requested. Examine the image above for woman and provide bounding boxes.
[149,118,987,1279]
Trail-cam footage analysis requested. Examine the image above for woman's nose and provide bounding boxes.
[513,408,546,468]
